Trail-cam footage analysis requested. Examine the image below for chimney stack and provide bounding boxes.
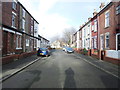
[80,25,82,28]
[88,17,92,21]
[93,9,97,17]
[99,2,105,10]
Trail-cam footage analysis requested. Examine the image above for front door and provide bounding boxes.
[118,35,120,50]
[100,35,104,50]
[2,31,8,56]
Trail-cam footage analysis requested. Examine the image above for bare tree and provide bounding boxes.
[50,27,76,47]
[62,27,76,46]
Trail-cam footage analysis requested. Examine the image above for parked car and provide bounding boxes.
[65,47,74,53]
[37,48,50,57]
[62,46,67,51]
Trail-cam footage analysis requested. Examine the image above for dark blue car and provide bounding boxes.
[37,48,50,57]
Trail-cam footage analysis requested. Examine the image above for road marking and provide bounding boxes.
[0,57,41,83]
[74,55,120,79]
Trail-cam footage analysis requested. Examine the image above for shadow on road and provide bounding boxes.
[100,75,119,88]
[27,70,42,88]
[64,67,77,88]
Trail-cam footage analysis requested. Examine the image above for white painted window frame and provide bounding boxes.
[34,39,37,48]
[100,34,104,50]
[105,32,110,49]
[12,13,16,28]
[105,10,110,28]
[94,19,97,32]
[22,9,26,18]
[26,39,29,46]
[3,28,15,33]
[22,19,25,31]
[16,32,22,49]
[116,5,120,15]
[12,0,17,10]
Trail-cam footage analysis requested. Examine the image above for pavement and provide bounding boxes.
[1,54,41,81]
[2,49,120,88]
[74,52,119,79]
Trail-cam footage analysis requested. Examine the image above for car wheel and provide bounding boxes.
[46,55,48,57]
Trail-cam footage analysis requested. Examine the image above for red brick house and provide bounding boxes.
[72,1,120,64]
[91,14,99,58]
[1,0,39,64]
[2,1,19,56]
[98,2,120,64]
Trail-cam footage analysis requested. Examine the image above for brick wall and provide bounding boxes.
[2,2,12,27]
[99,3,116,50]
[2,2,39,64]
[2,2,19,29]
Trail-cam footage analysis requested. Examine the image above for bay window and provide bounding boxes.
[16,34,22,49]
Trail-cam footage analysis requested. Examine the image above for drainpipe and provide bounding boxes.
[97,14,101,60]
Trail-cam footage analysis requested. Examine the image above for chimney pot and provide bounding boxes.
[93,9,97,16]
[88,17,92,21]
[100,2,105,10]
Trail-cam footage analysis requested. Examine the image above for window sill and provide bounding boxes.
[12,26,17,29]
[16,48,22,50]
[116,13,120,15]
[104,26,110,29]
[21,29,25,32]
[12,8,17,11]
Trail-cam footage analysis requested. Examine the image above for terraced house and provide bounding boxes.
[72,1,120,64]
[1,0,49,64]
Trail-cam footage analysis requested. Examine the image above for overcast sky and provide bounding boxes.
[19,0,109,41]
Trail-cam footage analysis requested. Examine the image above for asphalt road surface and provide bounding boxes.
[2,50,119,88]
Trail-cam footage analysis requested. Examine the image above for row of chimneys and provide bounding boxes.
[80,2,105,28]
[93,2,105,16]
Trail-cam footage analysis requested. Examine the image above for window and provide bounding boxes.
[34,39,37,48]
[92,36,97,49]
[94,36,97,49]
[12,2,17,10]
[105,11,110,28]
[84,29,86,37]
[12,14,16,28]
[105,33,110,48]
[116,5,120,15]
[92,38,94,49]
[19,36,22,48]
[26,39,29,46]
[22,9,25,18]
[117,34,120,50]
[31,26,33,35]
[94,20,97,32]
[92,22,94,31]
[87,38,90,49]
[16,35,18,48]
[22,19,25,31]
[16,35,22,49]
[100,35,104,50]
[31,18,33,24]
[87,25,90,35]
[79,31,82,38]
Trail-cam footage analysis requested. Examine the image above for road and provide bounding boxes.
[2,50,119,88]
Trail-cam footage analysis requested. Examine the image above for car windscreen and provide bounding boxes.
[40,48,47,51]
[67,48,73,51]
